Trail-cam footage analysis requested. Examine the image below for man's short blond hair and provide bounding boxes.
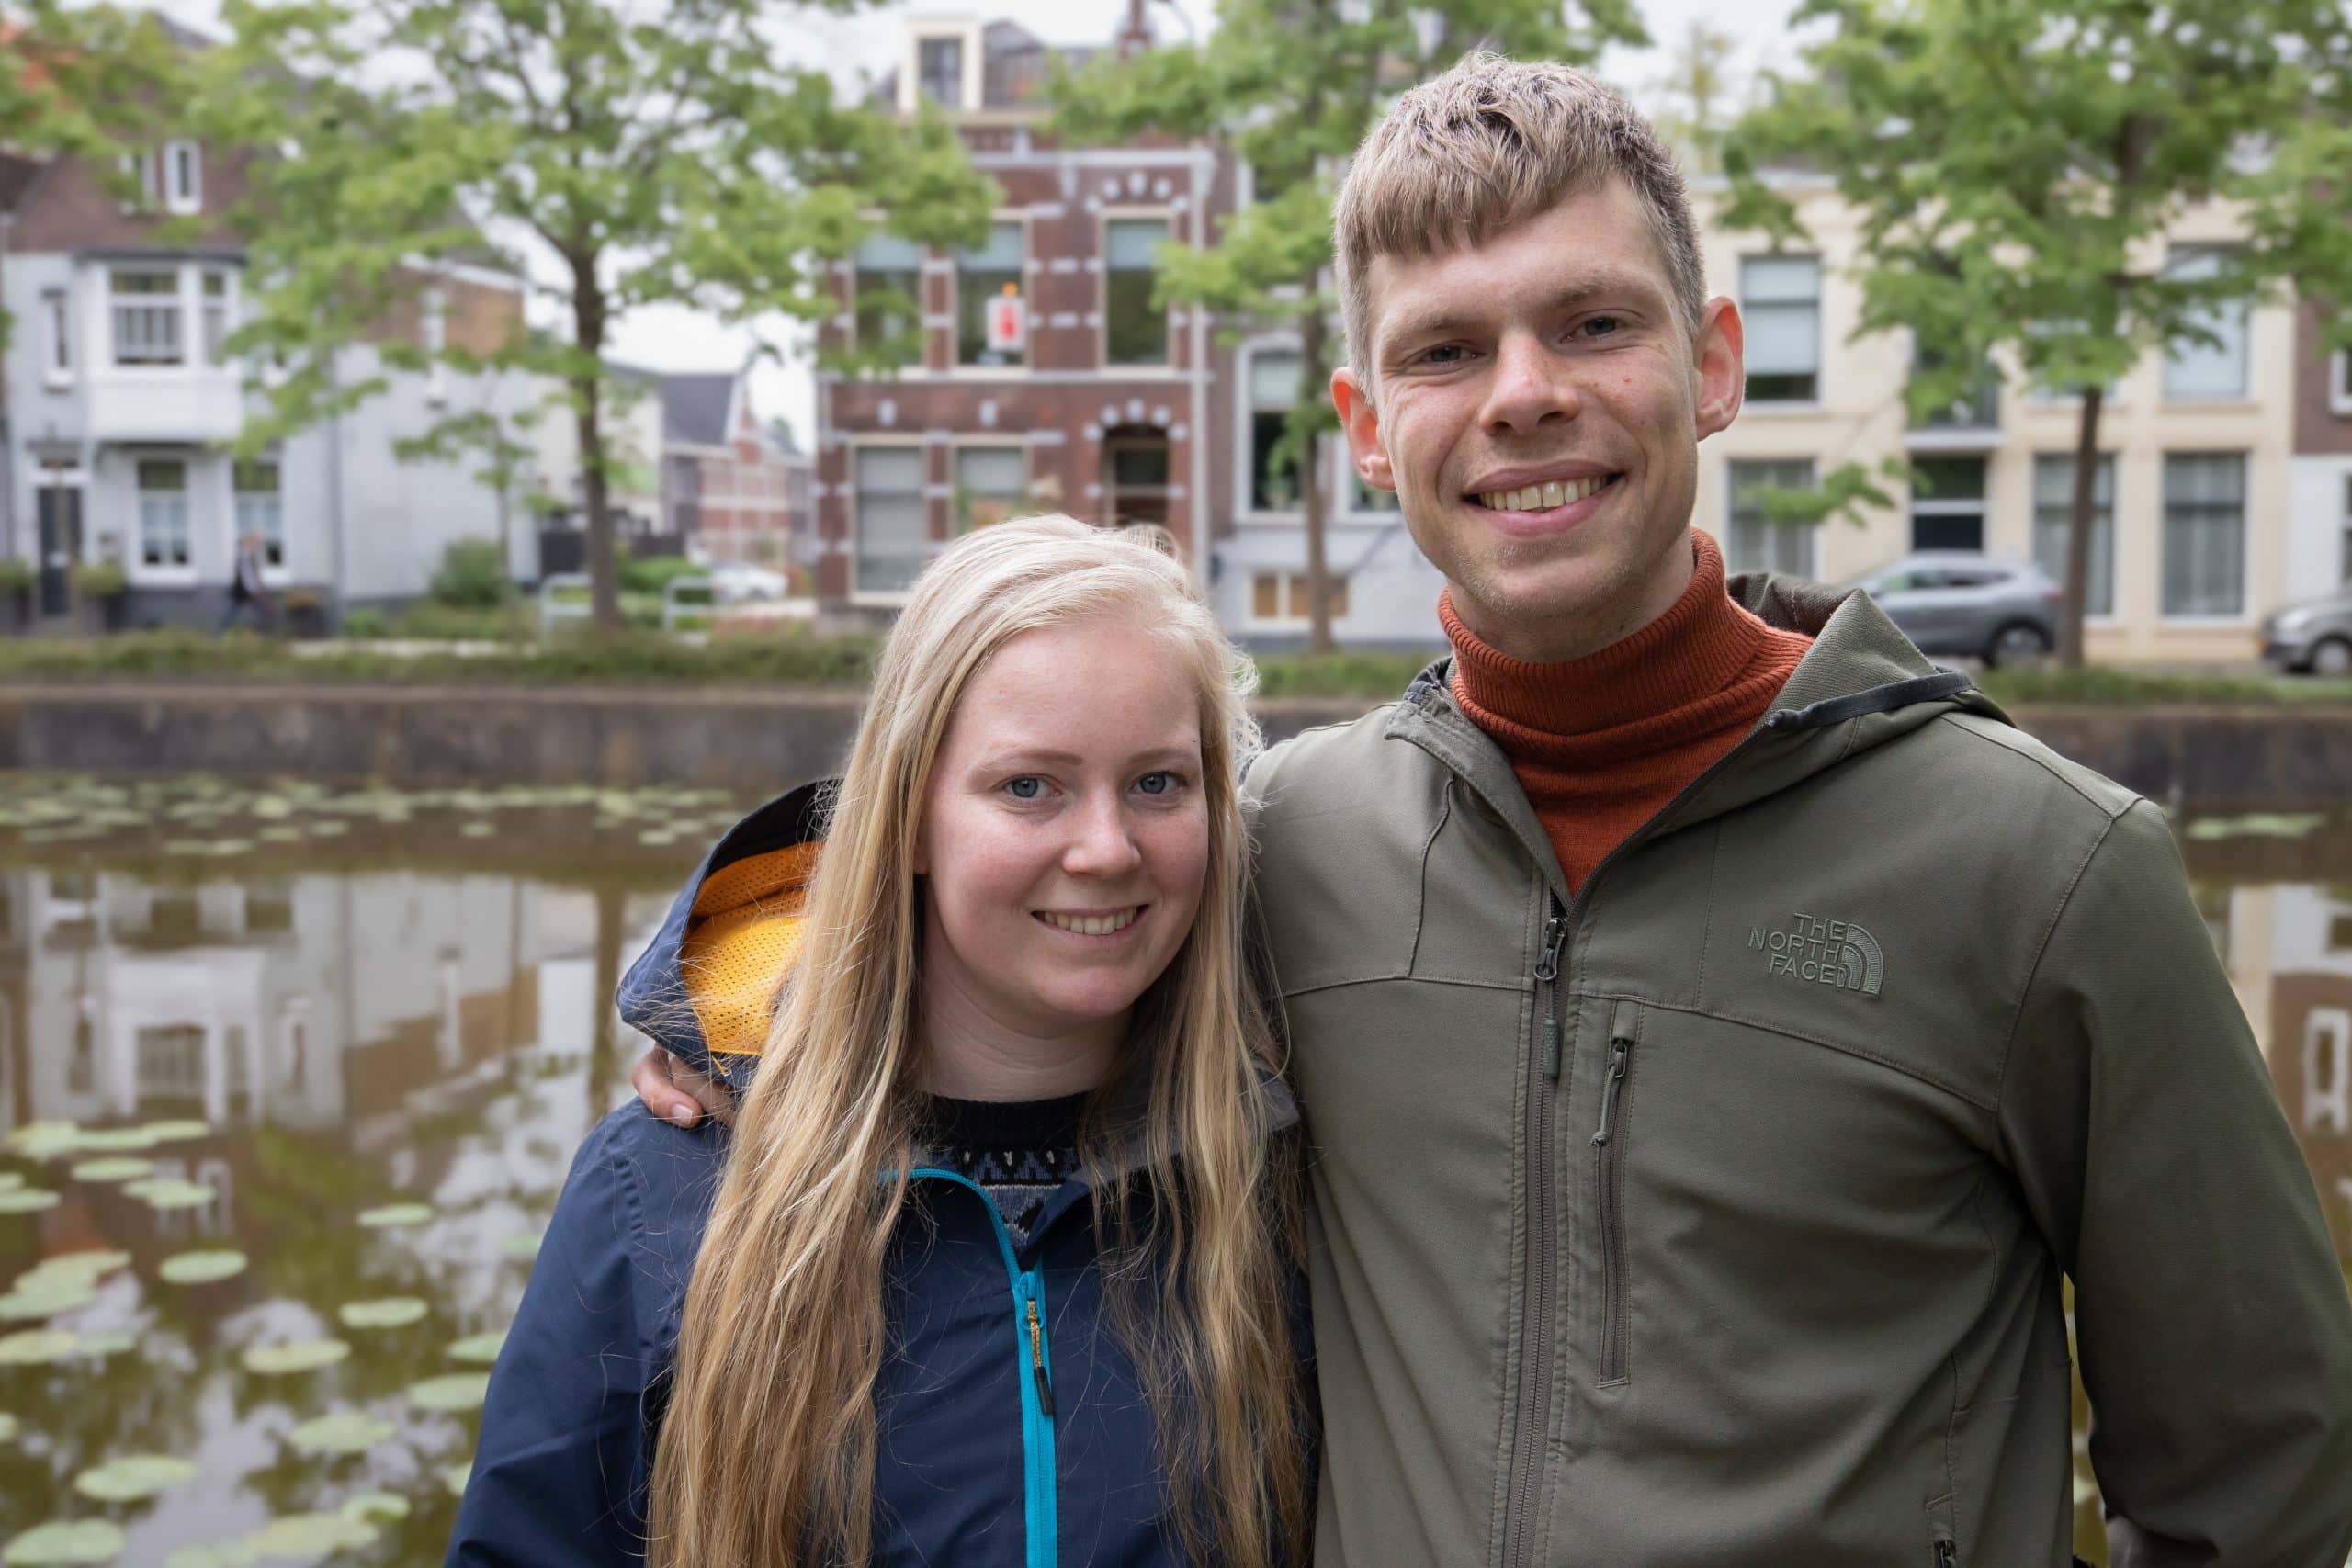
[1334,52,1706,395]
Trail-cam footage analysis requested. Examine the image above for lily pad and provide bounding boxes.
[0,1281,95,1321]
[0,1414,16,1443]
[356,1202,434,1229]
[0,1329,82,1366]
[2185,811,2326,841]
[241,1338,349,1374]
[286,1410,394,1457]
[447,1330,507,1365]
[242,1513,378,1558]
[338,1297,428,1330]
[337,1493,409,1523]
[442,1461,471,1495]
[159,1250,248,1285]
[74,1454,199,1501]
[406,1371,492,1412]
[15,1252,130,1292]
[0,1189,60,1214]
[75,1333,134,1359]
[164,1543,259,1568]
[501,1230,542,1261]
[0,1173,24,1192]
[125,1178,217,1212]
[136,1121,210,1145]
[2,1519,125,1565]
[6,1123,85,1160]
[69,1157,155,1184]
[74,1129,159,1154]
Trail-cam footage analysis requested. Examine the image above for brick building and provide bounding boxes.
[811,11,1247,612]
[662,369,803,571]
[2290,300,2352,601]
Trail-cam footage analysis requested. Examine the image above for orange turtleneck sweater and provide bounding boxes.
[1441,530,1815,895]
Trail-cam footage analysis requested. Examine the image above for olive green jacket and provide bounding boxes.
[1247,570,2352,1568]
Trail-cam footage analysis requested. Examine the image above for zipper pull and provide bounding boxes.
[1025,1294,1055,1418]
[1591,1037,1631,1147]
[1535,905,1568,1080]
[1932,1542,1958,1568]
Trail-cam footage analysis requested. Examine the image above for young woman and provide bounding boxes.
[448,516,1313,1568]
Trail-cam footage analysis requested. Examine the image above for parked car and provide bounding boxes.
[707,561,790,604]
[2261,588,2352,676]
[1843,552,2062,666]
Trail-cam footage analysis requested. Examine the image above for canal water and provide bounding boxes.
[0,774,2345,1565]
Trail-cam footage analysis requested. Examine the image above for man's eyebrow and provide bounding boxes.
[1382,270,1668,357]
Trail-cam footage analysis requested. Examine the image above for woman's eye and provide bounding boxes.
[1004,777,1046,801]
[1136,772,1177,796]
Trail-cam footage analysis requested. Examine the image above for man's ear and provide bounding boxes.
[1693,297,1744,441]
[1330,367,1396,496]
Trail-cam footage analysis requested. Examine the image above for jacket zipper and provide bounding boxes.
[1499,901,1568,1568]
[1934,1541,1959,1568]
[1591,1000,1639,1384]
[1469,712,1790,1568]
[910,1169,1059,1568]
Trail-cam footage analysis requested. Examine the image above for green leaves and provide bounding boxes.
[240,1337,351,1374]
[73,1455,199,1502]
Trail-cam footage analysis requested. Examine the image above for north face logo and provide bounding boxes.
[1747,912,1884,997]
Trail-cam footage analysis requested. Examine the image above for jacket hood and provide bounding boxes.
[1387,562,2012,901]
[615,779,1300,1154]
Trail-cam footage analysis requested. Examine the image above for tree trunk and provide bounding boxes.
[572,273,621,634]
[1298,309,1336,655]
[2059,383,2105,669]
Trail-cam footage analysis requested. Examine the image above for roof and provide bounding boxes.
[661,371,738,446]
[876,16,1107,112]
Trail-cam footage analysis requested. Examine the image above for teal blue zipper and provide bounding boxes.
[909,1168,1058,1568]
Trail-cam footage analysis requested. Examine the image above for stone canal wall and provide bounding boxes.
[2,682,2348,801]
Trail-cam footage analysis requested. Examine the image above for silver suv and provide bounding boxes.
[2261,589,2352,677]
[1845,552,2062,667]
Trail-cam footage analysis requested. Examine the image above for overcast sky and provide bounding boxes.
[154,0,1806,442]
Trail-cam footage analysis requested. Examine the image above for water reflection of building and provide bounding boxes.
[2212,880,2352,1257]
[9,868,546,1136]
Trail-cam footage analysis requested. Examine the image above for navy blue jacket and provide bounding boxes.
[447,783,1309,1567]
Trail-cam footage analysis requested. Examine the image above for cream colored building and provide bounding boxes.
[1691,176,2296,664]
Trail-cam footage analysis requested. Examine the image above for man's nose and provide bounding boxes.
[1062,794,1144,877]
[1480,331,1579,436]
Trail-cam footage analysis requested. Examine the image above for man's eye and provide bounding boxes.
[1419,344,1467,366]
[1579,315,1623,338]
[1005,777,1046,801]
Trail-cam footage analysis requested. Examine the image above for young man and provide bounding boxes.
[639,54,2352,1565]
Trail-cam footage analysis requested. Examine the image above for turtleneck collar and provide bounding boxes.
[1440,530,1795,750]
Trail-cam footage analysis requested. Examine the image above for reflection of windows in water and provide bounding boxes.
[2330,912,2352,954]
[2189,882,2233,964]
[0,880,14,942]
[2305,1009,2351,1136]
[284,1012,308,1093]
[68,1011,95,1096]
[146,891,201,943]
[51,869,96,902]
[136,1024,206,1100]
[245,879,293,934]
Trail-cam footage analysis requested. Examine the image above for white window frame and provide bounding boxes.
[2161,246,2251,404]
[164,139,202,216]
[2332,349,2352,417]
[2158,449,2251,624]
[1738,254,1824,408]
[847,438,930,606]
[1100,207,1178,373]
[2030,452,2120,626]
[131,455,198,586]
[901,20,983,114]
[951,438,1029,534]
[40,287,72,388]
[849,230,926,361]
[229,457,290,584]
[1242,570,1351,633]
[198,267,235,367]
[951,213,1032,377]
[108,265,188,369]
[423,283,449,405]
[1724,457,1820,578]
[118,148,160,213]
[1236,337,1306,523]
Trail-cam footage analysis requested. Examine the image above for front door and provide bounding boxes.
[35,484,84,619]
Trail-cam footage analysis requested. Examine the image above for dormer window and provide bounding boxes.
[919,37,963,107]
[165,139,202,215]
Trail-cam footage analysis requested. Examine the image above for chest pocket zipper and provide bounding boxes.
[1591,998,1641,1386]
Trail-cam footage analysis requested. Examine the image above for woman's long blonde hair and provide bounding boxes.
[648,515,1309,1566]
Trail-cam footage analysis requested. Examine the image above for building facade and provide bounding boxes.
[0,114,531,630]
[2290,299,2352,607]
[533,362,666,563]
[812,15,1250,619]
[662,370,801,570]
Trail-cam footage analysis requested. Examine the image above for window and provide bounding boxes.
[119,147,160,210]
[40,288,70,384]
[956,222,1026,367]
[234,459,285,569]
[137,459,191,570]
[2340,475,2351,586]
[1908,456,1985,552]
[918,36,963,107]
[1740,254,1820,402]
[852,232,923,355]
[1104,217,1170,367]
[200,270,231,364]
[2334,350,2352,414]
[1107,437,1172,527]
[111,269,184,367]
[165,139,201,215]
[2161,452,2245,616]
[1250,572,1351,625]
[423,284,448,403]
[1250,350,1303,511]
[2163,248,2248,401]
[1726,458,1817,576]
[2031,454,2116,618]
[954,446,1026,531]
[1351,468,1400,513]
[854,446,927,593]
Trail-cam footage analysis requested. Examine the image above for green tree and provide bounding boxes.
[1646,19,1741,175]
[189,0,995,632]
[1052,0,1645,652]
[1724,0,2352,667]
